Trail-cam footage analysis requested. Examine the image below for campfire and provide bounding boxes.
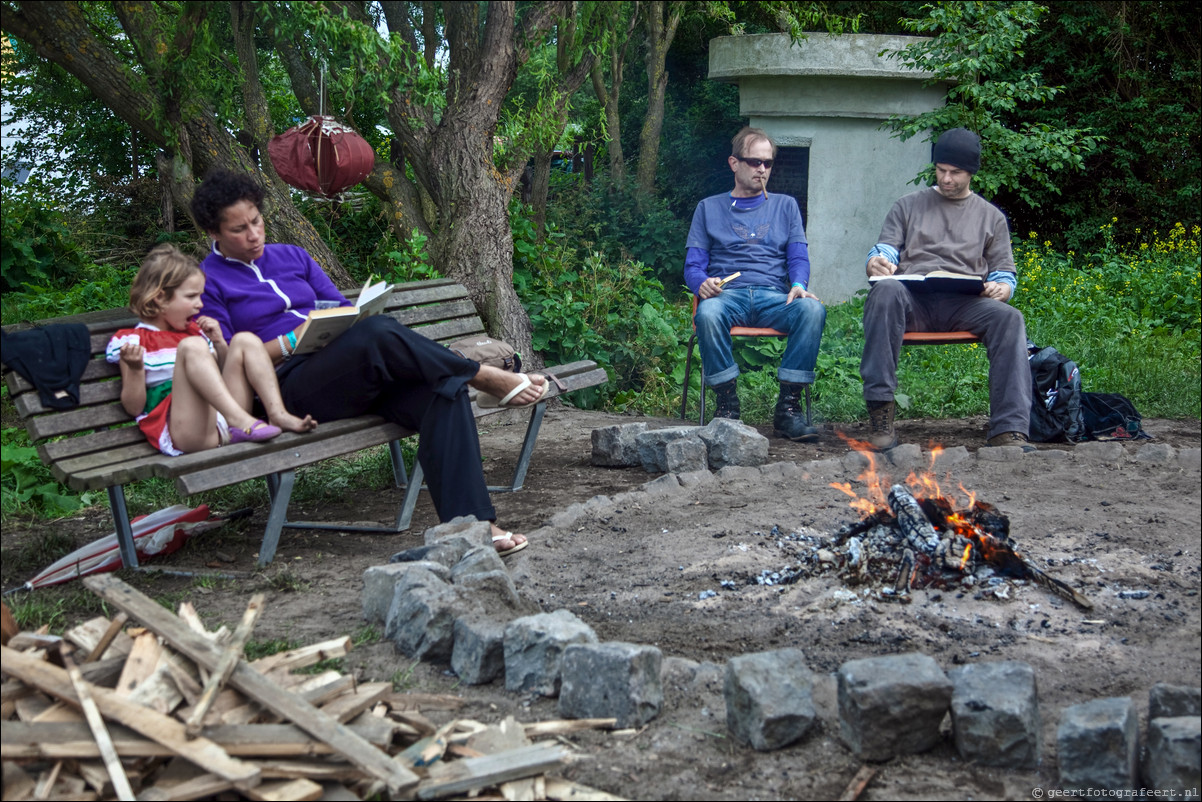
[718,440,1092,610]
[822,439,1093,609]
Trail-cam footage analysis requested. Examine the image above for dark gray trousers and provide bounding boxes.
[860,280,1032,439]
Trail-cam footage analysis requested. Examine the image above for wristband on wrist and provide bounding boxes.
[286,330,298,349]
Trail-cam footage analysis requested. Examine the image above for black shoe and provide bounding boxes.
[774,382,819,442]
[712,379,741,420]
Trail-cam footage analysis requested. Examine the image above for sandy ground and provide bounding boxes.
[3,405,1200,800]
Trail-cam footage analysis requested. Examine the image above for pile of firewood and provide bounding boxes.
[1,574,624,801]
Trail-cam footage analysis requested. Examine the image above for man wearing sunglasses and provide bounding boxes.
[860,127,1032,452]
[684,126,827,441]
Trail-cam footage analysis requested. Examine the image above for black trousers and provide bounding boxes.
[276,316,495,523]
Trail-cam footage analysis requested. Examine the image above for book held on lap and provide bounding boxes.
[869,270,985,295]
[293,277,395,354]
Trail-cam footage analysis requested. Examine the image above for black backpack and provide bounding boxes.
[1027,344,1085,442]
[1081,392,1146,440]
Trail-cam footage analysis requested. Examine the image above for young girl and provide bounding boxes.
[106,244,316,455]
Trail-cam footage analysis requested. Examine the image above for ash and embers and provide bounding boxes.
[715,442,1093,609]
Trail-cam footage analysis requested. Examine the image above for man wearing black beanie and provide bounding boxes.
[859,127,1033,452]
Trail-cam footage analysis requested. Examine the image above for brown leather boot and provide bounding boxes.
[986,431,1037,453]
[866,399,897,451]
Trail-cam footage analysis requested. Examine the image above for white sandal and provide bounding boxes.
[477,374,549,409]
[492,532,529,557]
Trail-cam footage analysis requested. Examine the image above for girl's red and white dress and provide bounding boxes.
[105,321,226,455]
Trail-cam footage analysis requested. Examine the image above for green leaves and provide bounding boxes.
[883,1,1102,205]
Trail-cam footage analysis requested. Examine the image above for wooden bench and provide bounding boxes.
[3,278,607,568]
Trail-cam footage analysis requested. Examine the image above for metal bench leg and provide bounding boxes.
[260,470,295,567]
[681,333,697,420]
[500,401,546,492]
[108,485,140,569]
[395,458,423,531]
[388,439,408,488]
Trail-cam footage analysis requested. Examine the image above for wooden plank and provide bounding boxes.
[115,632,162,696]
[13,378,123,418]
[2,720,394,759]
[318,682,391,724]
[543,778,627,801]
[185,593,265,737]
[64,655,136,801]
[136,773,234,802]
[39,427,147,463]
[1,645,260,790]
[82,575,418,796]
[26,401,132,441]
[415,743,569,800]
[249,637,353,674]
[246,778,324,801]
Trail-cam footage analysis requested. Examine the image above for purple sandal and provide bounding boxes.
[229,420,282,444]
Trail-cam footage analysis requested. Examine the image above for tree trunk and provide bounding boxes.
[636,0,682,196]
[530,150,554,240]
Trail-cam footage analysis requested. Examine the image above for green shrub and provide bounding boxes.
[1,178,94,293]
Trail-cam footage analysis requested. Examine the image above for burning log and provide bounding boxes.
[887,485,940,554]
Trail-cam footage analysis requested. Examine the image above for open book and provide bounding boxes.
[293,277,395,355]
[869,270,985,295]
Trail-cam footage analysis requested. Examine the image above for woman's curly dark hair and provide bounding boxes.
[191,170,267,233]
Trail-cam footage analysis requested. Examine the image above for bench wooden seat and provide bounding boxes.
[902,331,981,345]
[3,278,607,567]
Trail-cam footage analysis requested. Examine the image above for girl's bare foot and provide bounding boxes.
[271,412,317,433]
[490,523,528,556]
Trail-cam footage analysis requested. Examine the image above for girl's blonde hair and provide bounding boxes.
[129,244,203,319]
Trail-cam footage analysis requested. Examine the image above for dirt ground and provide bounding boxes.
[3,405,1200,801]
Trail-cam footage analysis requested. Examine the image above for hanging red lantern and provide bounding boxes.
[268,115,375,197]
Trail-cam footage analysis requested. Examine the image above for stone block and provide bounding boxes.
[1150,684,1202,719]
[724,648,817,751]
[760,461,804,481]
[558,642,663,727]
[636,426,699,473]
[930,445,971,468]
[424,516,492,548]
[837,652,953,761]
[1074,441,1125,463]
[885,443,924,470]
[362,561,451,625]
[677,469,716,488]
[504,610,599,696]
[1057,696,1138,792]
[948,661,1040,768]
[1031,448,1070,461]
[455,569,529,613]
[591,423,647,467]
[384,566,463,662]
[665,437,709,474]
[979,446,1024,462]
[801,458,844,477]
[698,418,769,468]
[1134,443,1177,464]
[641,474,682,496]
[452,615,507,685]
[715,465,762,483]
[388,536,476,568]
[451,545,507,582]
[841,450,872,473]
[1143,717,1201,798]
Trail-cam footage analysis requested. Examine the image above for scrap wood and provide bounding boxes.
[1,645,260,790]
[82,574,419,797]
[63,653,136,801]
[185,593,265,737]
[250,636,353,675]
[522,719,618,738]
[415,743,571,800]
[838,765,877,802]
[3,720,394,759]
[2,600,17,645]
[386,692,468,711]
[84,613,130,662]
[245,777,324,801]
[318,681,391,724]
[135,772,234,802]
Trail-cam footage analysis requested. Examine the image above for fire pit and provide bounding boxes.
[710,441,1093,609]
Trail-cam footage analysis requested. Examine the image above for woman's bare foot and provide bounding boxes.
[490,523,528,556]
[472,367,548,407]
[271,411,317,433]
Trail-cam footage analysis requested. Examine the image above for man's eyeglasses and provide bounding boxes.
[736,156,774,169]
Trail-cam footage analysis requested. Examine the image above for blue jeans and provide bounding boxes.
[694,287,826,386]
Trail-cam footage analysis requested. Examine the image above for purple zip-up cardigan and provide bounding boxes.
[199,243,350,343]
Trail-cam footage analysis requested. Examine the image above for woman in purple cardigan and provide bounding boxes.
[192,170,545,556]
